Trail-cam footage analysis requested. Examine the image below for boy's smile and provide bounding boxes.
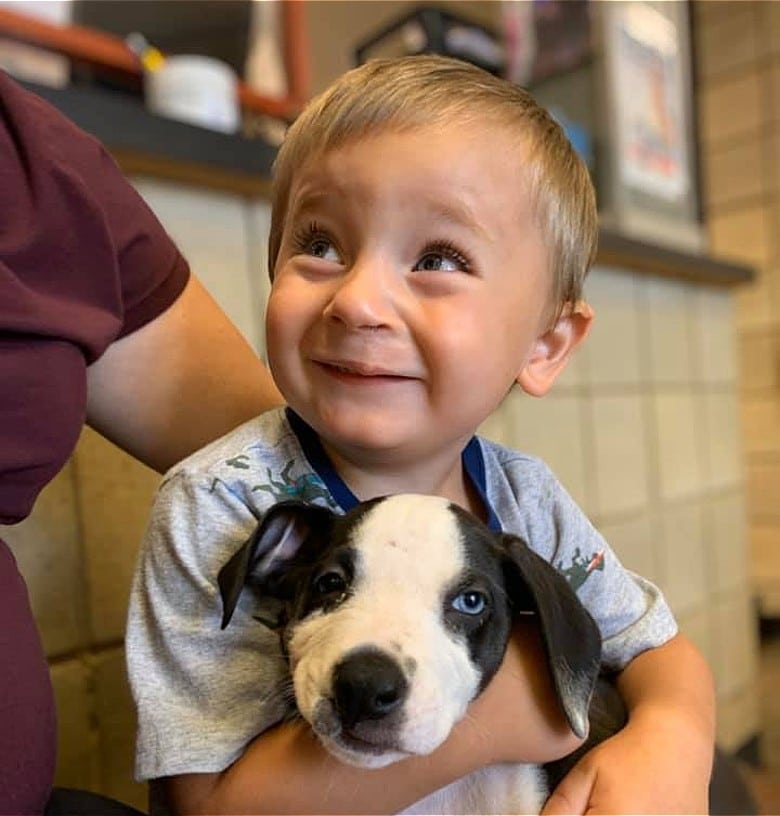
[266,122,567,496]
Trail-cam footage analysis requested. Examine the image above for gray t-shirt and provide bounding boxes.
[127,407,677,780]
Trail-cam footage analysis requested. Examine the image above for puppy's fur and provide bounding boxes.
[219,494,623,815]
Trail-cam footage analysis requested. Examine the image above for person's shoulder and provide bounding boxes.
[0,70,103,159]
[0,71,49,117]
[478,434,556,481]
[477,434,566,516]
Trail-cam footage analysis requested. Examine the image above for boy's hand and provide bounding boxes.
[543,635,714,816]
[541,720,710,815]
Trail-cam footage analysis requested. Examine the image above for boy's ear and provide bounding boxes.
[516,301,594,397]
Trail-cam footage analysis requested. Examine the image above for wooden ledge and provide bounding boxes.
[0,4,307,120]
[597,228,753,288]
[22,79,277,197]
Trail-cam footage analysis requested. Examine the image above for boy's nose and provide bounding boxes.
[323,261,397,330]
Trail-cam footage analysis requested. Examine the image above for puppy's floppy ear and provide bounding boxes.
[500,535,601,739]
[218,501,336,630]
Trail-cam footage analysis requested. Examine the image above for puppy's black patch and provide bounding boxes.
[442,504,513,694]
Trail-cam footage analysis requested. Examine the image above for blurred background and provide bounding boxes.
[0,1,777,812]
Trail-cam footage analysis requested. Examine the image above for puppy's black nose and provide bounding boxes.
[332,648,408,728]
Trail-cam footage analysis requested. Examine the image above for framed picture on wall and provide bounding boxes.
[610,1,689,202]
[598,0,702,252]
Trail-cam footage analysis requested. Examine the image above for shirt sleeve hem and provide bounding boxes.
[601,615,679,673]
[135,743,242,782]
[119,251,191,339]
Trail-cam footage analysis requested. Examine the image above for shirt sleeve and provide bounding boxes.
[126,469,291,780]
[540,470,678,670]
[491,450,678,671]
[0,71,190,363]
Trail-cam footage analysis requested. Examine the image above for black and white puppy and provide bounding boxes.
[218,494,620,815]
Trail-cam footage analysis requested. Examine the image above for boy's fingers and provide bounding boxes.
[541,762,593,816]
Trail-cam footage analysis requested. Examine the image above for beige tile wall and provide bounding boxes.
[694,0,780,619]
[1,38,762,803]
[481,265,755,754]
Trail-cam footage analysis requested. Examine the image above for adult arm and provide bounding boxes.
[542,632,715,815]
[86,273,283,473]
[165,622,584,815]
[1,71,285,476]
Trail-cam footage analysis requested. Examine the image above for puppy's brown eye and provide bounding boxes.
[314,571,346,595]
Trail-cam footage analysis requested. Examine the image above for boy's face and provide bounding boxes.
[266,124,569,465]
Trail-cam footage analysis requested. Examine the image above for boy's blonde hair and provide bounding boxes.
[269,55,598,315]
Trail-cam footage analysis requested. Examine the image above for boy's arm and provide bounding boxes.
[542,633,715,816]
[164,622,585,815]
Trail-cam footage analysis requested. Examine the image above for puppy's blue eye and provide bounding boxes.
[314,571,346,595]
[452,590,487,615]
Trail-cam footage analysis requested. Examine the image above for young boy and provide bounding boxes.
[127,55,714,815]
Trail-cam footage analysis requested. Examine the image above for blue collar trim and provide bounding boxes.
[286,408,357,512]
[286,407,501,531]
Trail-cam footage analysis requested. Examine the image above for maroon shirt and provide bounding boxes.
[0,72,189,813]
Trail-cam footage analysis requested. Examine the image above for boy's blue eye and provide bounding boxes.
[307,238,341,262]
[291,222,342,263]
[413,242,471,274]
[415,252,460,272]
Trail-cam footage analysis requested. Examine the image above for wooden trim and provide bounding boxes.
[282,0,308,105]
[0,1,307,120]
[0,8,138,72]
[597,228,753,287]
[112,148,273,198]
[18,74,280,191]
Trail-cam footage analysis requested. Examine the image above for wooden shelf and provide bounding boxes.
[22,79,276,197]
[0,2,308,120]
[597,228,753,287]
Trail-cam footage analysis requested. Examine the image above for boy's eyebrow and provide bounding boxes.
[288,187,332,214]
[289,181,491,241]
[425,198,490,240]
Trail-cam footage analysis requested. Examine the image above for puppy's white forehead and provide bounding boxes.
[352,495,466,595]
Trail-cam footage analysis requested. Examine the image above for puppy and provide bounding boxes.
[218,494,622,815]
